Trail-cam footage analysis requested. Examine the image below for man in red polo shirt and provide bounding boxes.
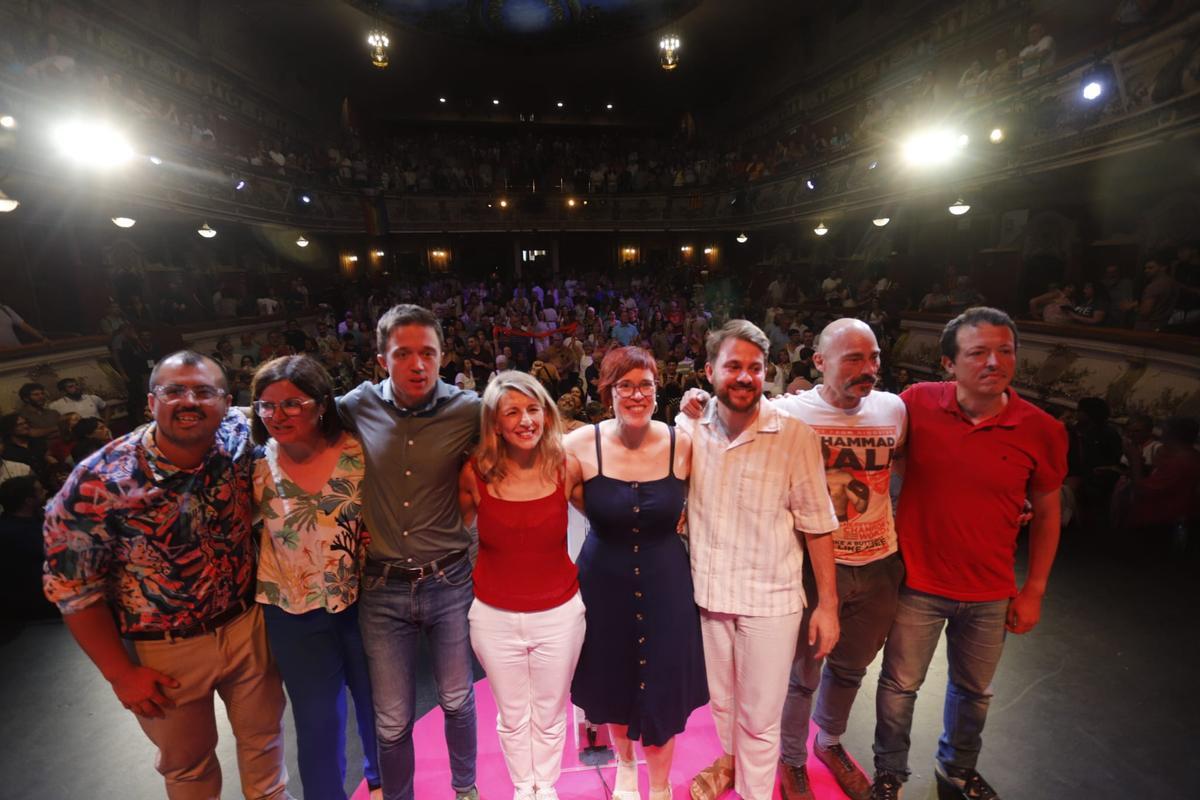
[870,307,1066,800]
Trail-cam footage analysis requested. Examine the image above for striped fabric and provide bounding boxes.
[677,399,838,617]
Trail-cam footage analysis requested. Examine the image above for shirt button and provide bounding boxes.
[631,481,639,489]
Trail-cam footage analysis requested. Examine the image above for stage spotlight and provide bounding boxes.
[901,129,967,167]
[373,249,385,257]
[948,198,971,216]
[235,179,247,191]
[1082,80,1102,100]
[492,99,500,106]
[606,103,614,110]
[439,97,447,103]
[814,222,829,236]
[347,254,359,262]
[872,217,890,227]
[0,115,15,129]
[299,193,312,204]
[556,101,564,108]
[498,198,509,208]
[197,222,217,239]
[111,216,136,228]
[567,198,577,207]
[0,189,19,213]
[806,177,816,190]
[296,235,309,248]
[52,120,134,168]
[990,128,1005,143]
[148,155,163,165]
[736,232,748,243]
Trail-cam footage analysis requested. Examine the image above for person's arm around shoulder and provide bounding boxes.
[563,424,592,511]
[789,420,841,658]
[458,459,482,528]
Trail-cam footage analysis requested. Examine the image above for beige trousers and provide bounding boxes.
[127,605,291,800]
[700,608,803,800]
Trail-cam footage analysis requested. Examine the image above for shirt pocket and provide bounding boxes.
[738,466,781,514]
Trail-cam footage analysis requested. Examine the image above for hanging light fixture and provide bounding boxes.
[295,235,309,248]
[736,232,748,243]
[197,222,217,239]
[659,34,681,71]
[0,189,19,213]
[872,216,891,227]
[367,29,390,69]
[813,222,829,236]
[111,216,136,228]
[948,198,971,216]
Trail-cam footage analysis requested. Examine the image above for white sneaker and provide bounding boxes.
[534,788,560,800]
[513,788,536,800]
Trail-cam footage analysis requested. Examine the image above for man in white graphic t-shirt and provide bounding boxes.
[683,317,906,800]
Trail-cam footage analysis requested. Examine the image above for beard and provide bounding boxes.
[716,381,761,414]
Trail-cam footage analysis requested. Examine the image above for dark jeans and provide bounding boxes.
[358,556,477,800]
[262,602,380,799]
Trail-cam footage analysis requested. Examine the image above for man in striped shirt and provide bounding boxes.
[676,320,839,800]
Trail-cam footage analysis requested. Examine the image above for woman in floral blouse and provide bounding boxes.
[251,355,381,799]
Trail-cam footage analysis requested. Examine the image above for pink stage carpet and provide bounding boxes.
[351,677,855,799]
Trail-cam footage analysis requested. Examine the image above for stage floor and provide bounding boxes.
[2,538,1195,799]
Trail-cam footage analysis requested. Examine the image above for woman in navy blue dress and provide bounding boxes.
[566,347,708,800]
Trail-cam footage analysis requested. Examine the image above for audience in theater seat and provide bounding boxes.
[1122,416,1200,530]
[1134,251,1180,331]
[1018,22,1056,80]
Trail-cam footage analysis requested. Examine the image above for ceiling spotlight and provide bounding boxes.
[901,129,967,167]
[1081,63,1115,102]
[367,29,390,69]
[373,249,385,257]
[567,198,577,207]
[0,189,20,213]
[659,34,681,71]
[197,222,217,239]
[52,120,134,168]
[813,222,829,236]
[948,198,971,216]
[736,232,748,243]
[148,155,163,165]
[703,247,714,255]
[439,97,447,103]
[347,254,359,262]
[872,216,890,227]
[1082,81,1102,101]
[868,160,878,170]
[680,245,692,252]
[0,115,15,129]
[492,98,500,106]
[806,177,816,190]
[556,101,564,108]
[111,216,136,228]
[498,198,508,208]
[606,103,614,110]
[235,179,246,191]
[299,193,312,204]
[989,127,1005,143]
[296,235,309,248]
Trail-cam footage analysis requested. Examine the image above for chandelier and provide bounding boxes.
[659,35,681,71]
[368,29,390,69]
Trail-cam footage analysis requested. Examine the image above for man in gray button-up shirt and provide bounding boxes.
[338,304,482,800]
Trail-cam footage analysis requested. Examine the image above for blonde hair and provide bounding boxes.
[473,370,565,486]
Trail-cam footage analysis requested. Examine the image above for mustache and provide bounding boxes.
[173,407,205,416]
[852,375,876,386]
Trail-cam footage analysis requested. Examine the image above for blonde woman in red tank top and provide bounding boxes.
[458,370,585,800]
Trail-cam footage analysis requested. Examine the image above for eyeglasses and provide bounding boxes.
[253,398,316,419]
[152,384,227,404]
[613,380,657,398]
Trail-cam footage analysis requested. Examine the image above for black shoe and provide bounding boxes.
[871,773,903,800]
[935,763,1000,800]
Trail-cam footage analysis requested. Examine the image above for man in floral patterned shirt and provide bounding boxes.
[43,351,292,800]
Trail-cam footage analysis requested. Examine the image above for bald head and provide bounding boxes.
[813,318,881,408]
[817,318,878,357]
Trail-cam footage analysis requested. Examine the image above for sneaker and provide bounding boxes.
[514,789,535,800]
[871,773,904,800]
[778,761,815,800]
[813,741,872,800]
[456,788,481,800]
[934,763,1001,800]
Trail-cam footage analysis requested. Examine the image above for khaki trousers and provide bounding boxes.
[127,605,290,800]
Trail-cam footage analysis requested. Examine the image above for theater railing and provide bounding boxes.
[3,13,1198,234]
[894,312,1200,420]
[0,315,317,420]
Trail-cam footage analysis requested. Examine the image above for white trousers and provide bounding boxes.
[469,593,587,792]
[700,608,803,800]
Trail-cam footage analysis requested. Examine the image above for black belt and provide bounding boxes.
[122,597,254,642]
[364,550,468,583]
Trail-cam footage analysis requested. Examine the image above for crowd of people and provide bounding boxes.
[1,280,1191,800]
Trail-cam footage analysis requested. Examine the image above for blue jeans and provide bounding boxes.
[359,556,477,800]
[262,602,380,799]
[780,555,904,765]
[872,586,1008,780]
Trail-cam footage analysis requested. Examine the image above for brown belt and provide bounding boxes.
[122,597,254,641]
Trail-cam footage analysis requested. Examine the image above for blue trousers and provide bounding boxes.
[262,602,381,799]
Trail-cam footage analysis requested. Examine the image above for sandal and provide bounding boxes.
[689,754,734,800]
[613,759,642,800]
